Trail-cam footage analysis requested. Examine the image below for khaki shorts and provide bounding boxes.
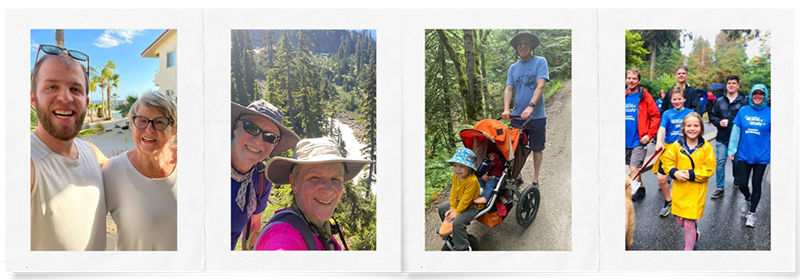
[625,145,647,168]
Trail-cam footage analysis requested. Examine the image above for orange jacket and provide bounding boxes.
[625,87,661,140]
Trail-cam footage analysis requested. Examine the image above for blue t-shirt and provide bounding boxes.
[733,105,771,164]
[625,91,641,148]
[507,56,550,120]
[231,169,272,250]
[660,108,691,144]
[655,98,664,110]
[698,94,707,114]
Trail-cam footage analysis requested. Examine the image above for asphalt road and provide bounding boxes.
[629,129,771,251]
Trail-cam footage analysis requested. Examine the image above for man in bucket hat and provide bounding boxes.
[231,100,300,250]
[254,137,369,250]
[502,31,550,188]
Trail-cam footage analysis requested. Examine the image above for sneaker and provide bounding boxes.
[741,200,751,213]
[632,187,646,201]
[732,183,739,189]
[745,213,756,228]
[532,181,540,188]
[710,189,724,199]
[659,200,672,217]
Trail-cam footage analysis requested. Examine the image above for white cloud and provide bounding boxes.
[93,29,146,48]
[31,42,40,52]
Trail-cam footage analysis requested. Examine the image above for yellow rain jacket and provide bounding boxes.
[660,138,715,220]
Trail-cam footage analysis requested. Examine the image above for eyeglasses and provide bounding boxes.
[240,119,281,144]
[132,116,173,131]
[517,42,532,47]
[35,44,90,75]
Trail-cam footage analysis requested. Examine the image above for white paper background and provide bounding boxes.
[2,6,796,277]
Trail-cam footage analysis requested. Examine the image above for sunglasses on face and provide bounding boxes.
[240,119,281,144]
[132,116,173,131]
[35,44,90,75]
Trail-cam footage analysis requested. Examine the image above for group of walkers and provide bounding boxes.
[625,67,771,250]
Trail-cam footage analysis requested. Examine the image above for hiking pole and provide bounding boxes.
[627,147,663,188]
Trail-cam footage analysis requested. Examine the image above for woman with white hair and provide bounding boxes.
[103,91,177,251]
[254,137,369,250]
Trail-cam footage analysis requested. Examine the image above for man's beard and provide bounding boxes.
[34,97,85,141]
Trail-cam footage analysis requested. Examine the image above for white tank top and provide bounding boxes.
[30,133,107,251]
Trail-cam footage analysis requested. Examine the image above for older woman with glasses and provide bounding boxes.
[254,137,369,251]
[230,100,300,250]
[102,91,178,250]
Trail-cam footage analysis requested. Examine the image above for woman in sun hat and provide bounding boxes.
[230,100,300,250]
[254,137,369,250]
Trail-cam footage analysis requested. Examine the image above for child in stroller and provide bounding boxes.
[474,152,505,205]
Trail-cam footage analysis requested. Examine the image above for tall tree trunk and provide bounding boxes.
[649,36,658,80]
[436,30,474,122]
[478,30,490,104]
[107,87,111,118]
[463,29,483,120]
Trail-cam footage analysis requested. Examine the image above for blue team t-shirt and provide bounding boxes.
[655,98,663,110]
[625,91,641,148]
[507,56,550,120]
[660,108,691,144]
[733,105,771,164]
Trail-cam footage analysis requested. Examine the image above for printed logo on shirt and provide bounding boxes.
[515,74,540,90]
[745,128,761,136]
[745,115,766,127]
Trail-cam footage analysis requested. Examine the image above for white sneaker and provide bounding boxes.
[630,180,641,195]
[741,201,751,213]
[745,213,756,228]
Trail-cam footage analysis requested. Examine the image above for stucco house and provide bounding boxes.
[141,29,177,98]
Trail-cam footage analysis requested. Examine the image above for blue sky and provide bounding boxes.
[30,29,167,101]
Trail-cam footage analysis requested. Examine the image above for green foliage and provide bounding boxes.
[425,29,571,193]
[237,29,377,250]
[625,30,649,68]
[117,95,139,117]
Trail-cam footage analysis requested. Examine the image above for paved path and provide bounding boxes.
[629,134,771,250]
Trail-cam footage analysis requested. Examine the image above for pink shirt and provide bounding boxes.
[255,222,342,250]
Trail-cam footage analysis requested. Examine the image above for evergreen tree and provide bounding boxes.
[294,30,325,138]
[358,43,377,193]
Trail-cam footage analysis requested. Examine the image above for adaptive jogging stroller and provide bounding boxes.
[439,116,541,251]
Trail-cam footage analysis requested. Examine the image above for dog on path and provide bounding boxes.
[625,176,636,250]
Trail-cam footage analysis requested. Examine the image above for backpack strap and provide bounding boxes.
[258,210,318,250]
[255,161,269,199]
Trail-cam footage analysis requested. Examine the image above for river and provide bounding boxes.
[332,118,376,194]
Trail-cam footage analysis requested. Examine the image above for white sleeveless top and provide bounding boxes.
[30,133,107,251]
[103,152,177,251]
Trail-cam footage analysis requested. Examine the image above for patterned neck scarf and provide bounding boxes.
[231,165,257,216]
[290,200,337,250]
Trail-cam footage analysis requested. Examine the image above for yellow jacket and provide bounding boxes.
[660,138,715,220]
[449,173,483,215]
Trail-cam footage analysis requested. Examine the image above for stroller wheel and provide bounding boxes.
[441,234,480,251]
[516,185,541,227]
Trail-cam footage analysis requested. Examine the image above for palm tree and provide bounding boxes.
[106,74,120,118]
[89,61,117,119]
[111,93,119,108]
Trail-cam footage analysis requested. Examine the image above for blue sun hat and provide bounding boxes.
[447,147,477,171]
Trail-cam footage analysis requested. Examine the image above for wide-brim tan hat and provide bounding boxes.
[231,101,300,156]
[266,137,370,185]
[509,31,540,50]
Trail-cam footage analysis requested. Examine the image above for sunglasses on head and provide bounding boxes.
[240,119,281,144]
[35,44,90,75]
[132,116,173,131]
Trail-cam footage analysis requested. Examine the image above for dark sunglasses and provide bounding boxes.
[132,116,173,131]
[35,44,90,75]
[240,119,281,144]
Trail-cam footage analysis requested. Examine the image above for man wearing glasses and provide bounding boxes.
[230,100,300,250]
[501,31,550,189]
[30,45,108,250]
